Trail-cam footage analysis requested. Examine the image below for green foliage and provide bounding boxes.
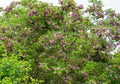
[0,56,30,83]
[0,0,120,83]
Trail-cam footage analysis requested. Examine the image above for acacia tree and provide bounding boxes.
[0,0,120,83]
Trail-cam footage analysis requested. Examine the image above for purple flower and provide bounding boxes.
[16,15,19,18]
[1,26,5,33]
[62,77,69,82]
[44,9,48,16]
[27,3,31,7]
[49,40,55,44]
[54,34,57,38]
[118,66,120,70]
[78,30,82,32]
[87,55,91,60]
[58,34,64,40]
[73,27,76,31]
[10,1,16,6]
[28,10,36,17]
[31,10,36,15]
[98,21,103,25]
[82,72,89,77]
[7,41,11,47]
[97,32,101,36]
[4,7,10,13]
[20,34,24,37]
[15,1,18,5]
[0,36,4,40]
[78,4,83,9]
[28,11,31,17]
[35,58,39,63]
[70,11,73,16]
[102,33,105,39]
[50,55,55,58]
[59,0,63,4]
[104,12,108,15]
[54,26,59,30]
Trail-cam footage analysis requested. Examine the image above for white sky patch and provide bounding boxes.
[0,0,120,13]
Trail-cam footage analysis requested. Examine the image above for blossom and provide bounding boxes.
[4,7,10,13]
[1,26,5,33]
[53,34,57,38]
[78,4,83,9]
[7,41,11,47]
[87,55,91,60]
[49,40,55,44]
[97,32,101,36]
[78,30,83,32]
[98,21,103,25]
[28,11,31,17]
[82,72,89,77]
[35,58,39,63]
[20,34,24,37]
[50,55,55,58]
[59,0,63,4]
[27,3,31,7]
[31,10,36,16]
[28,10,36,17]
[118,66,120,70]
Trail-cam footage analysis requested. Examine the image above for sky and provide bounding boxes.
[0,0,120,13]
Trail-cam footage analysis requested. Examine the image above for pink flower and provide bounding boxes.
[70,11,73,17]
[31,10,36,16]
[87,55,91,60]
[1,26,5,33]
[5,7,10,13]
[50,55,55,58]
[78,30,82,32]
[0,36,4,40]
[28,11,31,17]
[54,34,57,38]
[7,41,11,47]
[15,1,18,5]
[49,40,55,44]
[102,33,105,39]
[44,9,48,16]
[118,66,120,70]
[97,32,101,36]
[20,34,24,37]
[28,19,32,23]
[27,3,31,7]
[35,58,39,63]
[59,0,63,4]
[98,21,103,25]
[78,4,83,9]
[82,72,89,77]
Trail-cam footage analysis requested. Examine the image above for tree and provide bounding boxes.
[0,0,120,83]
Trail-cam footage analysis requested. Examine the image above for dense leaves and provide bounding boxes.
[0,0,120,83]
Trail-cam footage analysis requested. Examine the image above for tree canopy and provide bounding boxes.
[0,0,120,83]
